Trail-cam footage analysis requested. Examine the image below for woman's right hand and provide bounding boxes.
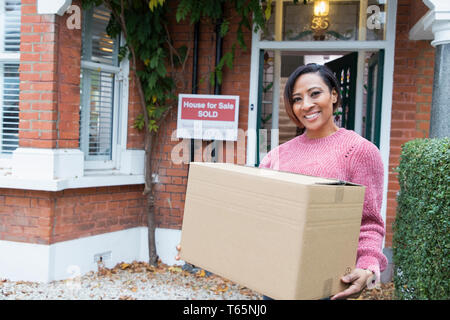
[175,244,181,261]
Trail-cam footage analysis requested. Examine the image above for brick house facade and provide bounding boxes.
[0,0,444,282]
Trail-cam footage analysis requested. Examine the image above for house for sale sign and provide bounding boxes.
[177,94,240,141]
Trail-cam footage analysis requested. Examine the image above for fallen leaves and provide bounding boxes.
[97,261,160,278]
[15,281,33,286]
[107,261,395,300]
[168,266,182,274]
[238,286,254,296]
[359,282,396,300]
[196,269,206,277]
[120,263,130,270]
[213,283,229,295]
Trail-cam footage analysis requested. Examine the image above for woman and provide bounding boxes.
[176,63,387,300]
[258,63,387,300]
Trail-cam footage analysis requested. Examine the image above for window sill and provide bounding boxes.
[0,168,145,191]
[1,148,146,191]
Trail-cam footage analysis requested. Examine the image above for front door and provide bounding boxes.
[325,52,358,131]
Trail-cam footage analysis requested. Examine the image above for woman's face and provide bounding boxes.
[291,72,338,138]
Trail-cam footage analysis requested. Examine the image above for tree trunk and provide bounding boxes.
[144,130,158,266]
[147,190,158,266]
[104,0,189,267]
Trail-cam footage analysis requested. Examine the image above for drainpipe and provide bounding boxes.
[212,5,224,162]
[214,15,223,96]
[190,22,200,162]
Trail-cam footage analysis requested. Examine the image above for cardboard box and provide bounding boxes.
[179,162,366,300]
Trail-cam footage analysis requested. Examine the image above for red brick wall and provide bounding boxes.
[385,0,434,247]
[18,0,84,148]
[0,186,147,245]
[410,0,430,27]
[56,2,82,149]
[0,189,53,244]
[52,185,146,244]
[19,0,59,148]
[126,70,146,149]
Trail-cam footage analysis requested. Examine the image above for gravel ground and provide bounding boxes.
[0,260,395,300]
[0,261,262,300]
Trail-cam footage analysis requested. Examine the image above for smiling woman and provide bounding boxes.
[284,63,341,138]
[291,73,338,138]
[259,63,387,300]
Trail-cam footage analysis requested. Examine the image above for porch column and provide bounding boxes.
[423,0,450,138]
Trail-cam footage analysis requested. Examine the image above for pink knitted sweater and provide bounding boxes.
[259,127,388,281]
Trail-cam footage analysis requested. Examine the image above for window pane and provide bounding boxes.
[3,0,21,52]
[261,0,387,41]
[1,63,19,154]
[80,69,115,160]
[81,4,119,66]
[80,4,120,163]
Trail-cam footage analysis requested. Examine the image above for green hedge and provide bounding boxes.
[392,137,449,300]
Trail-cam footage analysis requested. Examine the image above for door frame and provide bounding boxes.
[365,49,385,148]
[246,0,398,244]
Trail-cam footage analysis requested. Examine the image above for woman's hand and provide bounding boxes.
[175,244,181,261]
[330,268,375,300]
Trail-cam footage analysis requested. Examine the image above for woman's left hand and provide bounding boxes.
[330,268,375,300]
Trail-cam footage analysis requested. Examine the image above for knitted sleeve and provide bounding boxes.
[348,140,388,283]
[259,146,282,170]
[258,151,272,169]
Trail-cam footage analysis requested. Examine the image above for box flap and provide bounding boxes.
[315,180,363,187]
[190,162,344,185]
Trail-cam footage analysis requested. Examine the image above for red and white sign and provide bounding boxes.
[177,94,240,141]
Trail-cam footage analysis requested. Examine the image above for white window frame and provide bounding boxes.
[0,2,144,189]
[0,0,20,165]
[80,5,130,172]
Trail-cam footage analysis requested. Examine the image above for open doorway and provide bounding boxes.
[257,50,384,165]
